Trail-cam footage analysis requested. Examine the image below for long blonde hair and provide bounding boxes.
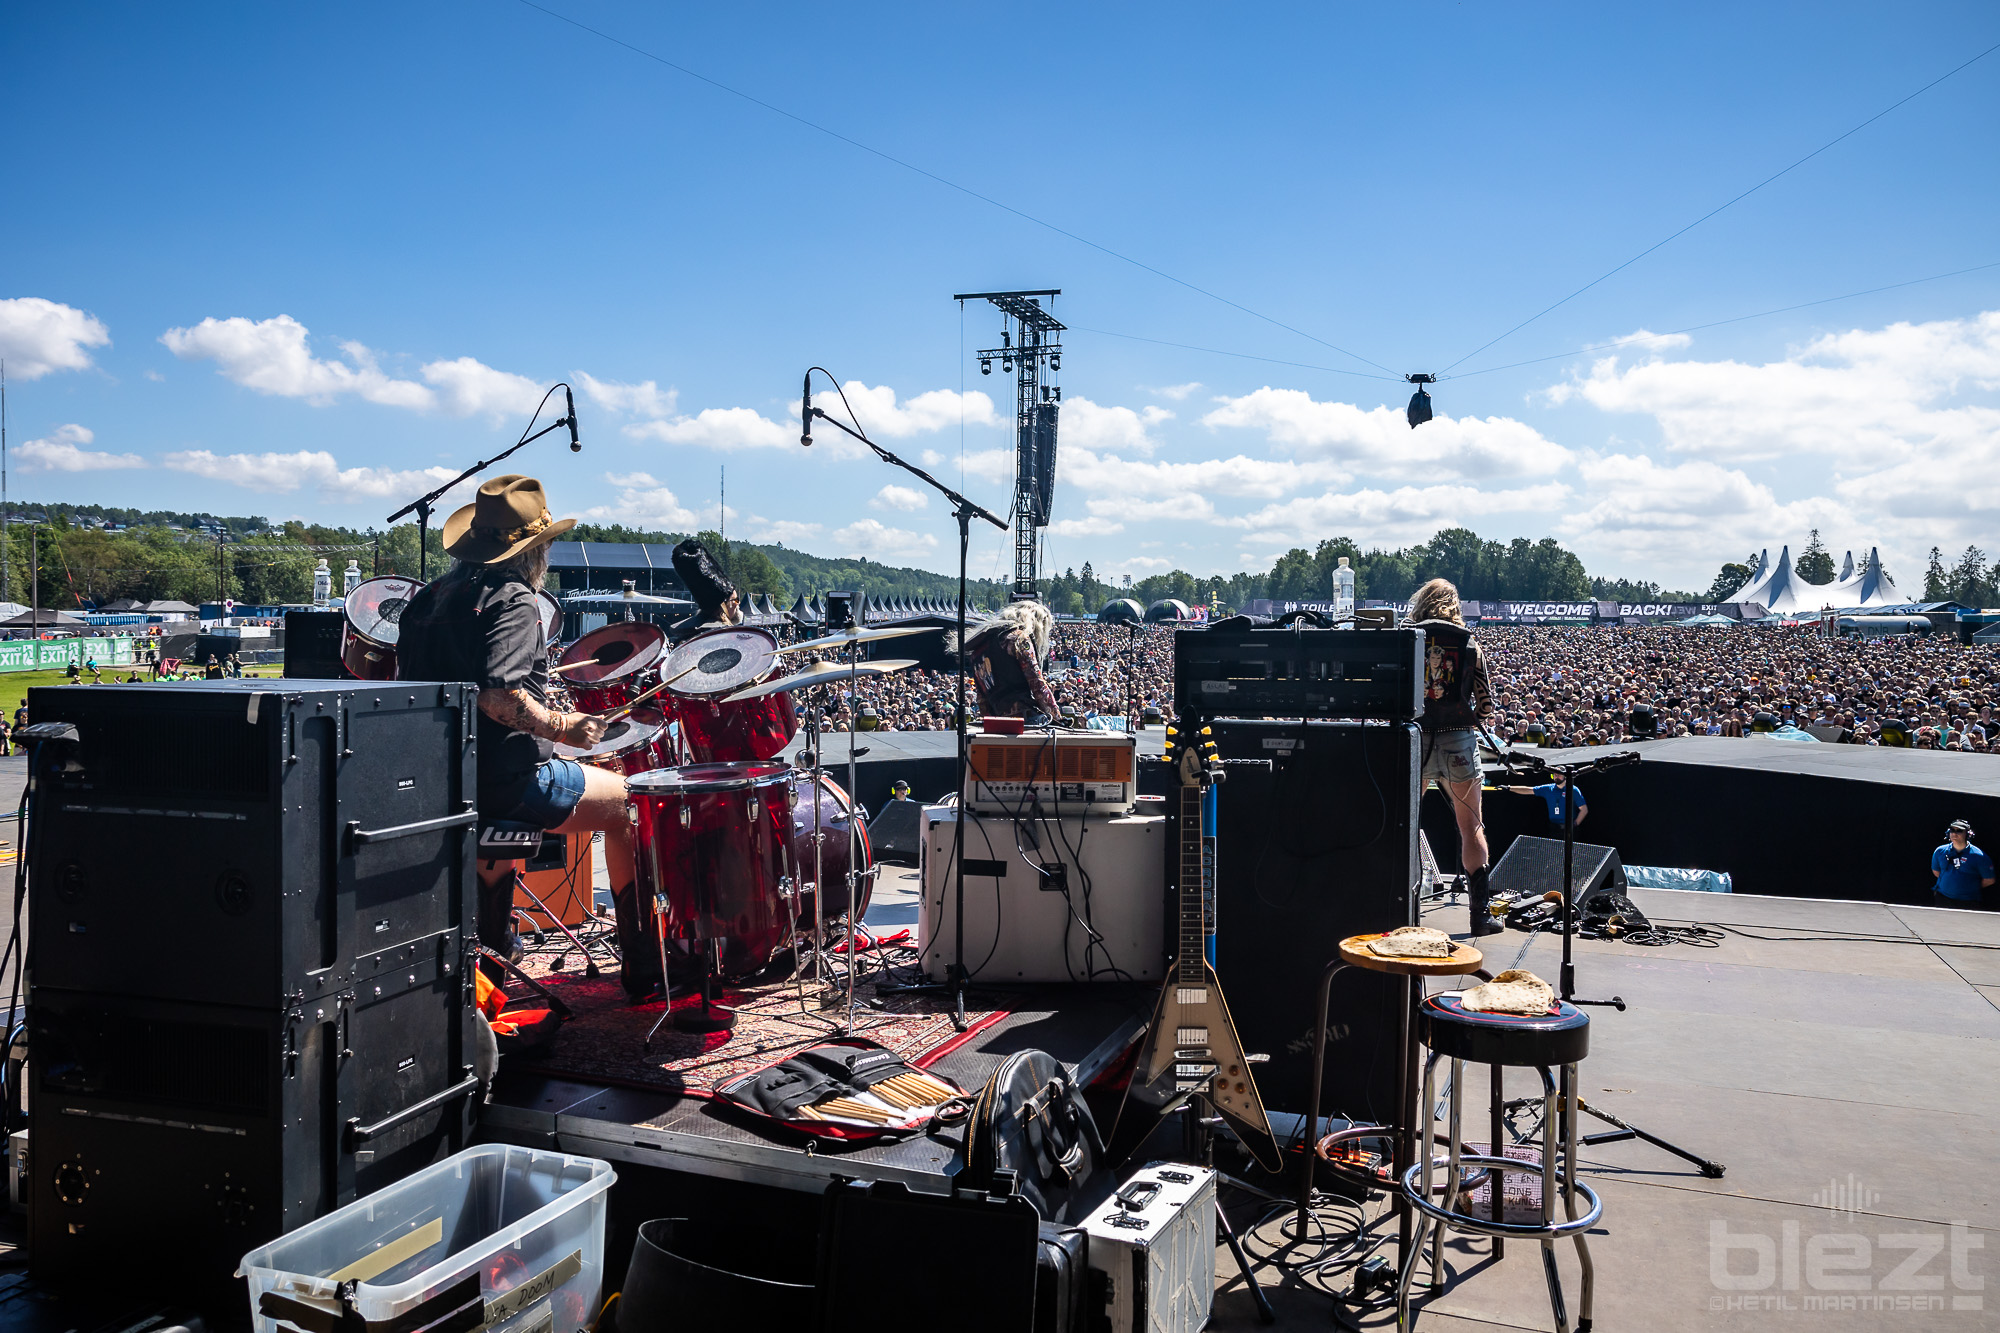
[994,599,1055,660]
[1408,578,1463,626]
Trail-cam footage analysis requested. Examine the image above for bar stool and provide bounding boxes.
[1299,934,1486,1266]
[1396,992,1601,1333]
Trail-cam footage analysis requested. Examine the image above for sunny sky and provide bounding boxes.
[3,3,1997,592]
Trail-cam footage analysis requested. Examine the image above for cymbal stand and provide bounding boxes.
[641,841,677,1052]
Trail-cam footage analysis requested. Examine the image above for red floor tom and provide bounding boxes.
[629,761,795,979]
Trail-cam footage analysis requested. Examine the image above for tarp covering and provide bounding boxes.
[1098,598,1145,624]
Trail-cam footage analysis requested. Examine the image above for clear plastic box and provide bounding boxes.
[238,1145,615,1333]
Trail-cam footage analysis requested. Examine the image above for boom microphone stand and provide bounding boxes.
[1487,747,1726,1178]
[386,383,581,579]
[800,368,1006,1030]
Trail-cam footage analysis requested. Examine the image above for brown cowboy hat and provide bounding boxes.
[441,475,576,564]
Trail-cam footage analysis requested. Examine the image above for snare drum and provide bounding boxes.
[789,772,873,928]
[662,627,799,763]
[557,622,666,716]
[551,714,671,777]
[629,762,795,979]
[341,575,423,680]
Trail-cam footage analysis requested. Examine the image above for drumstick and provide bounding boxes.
[550,659,603,675]
[601,661,702,722]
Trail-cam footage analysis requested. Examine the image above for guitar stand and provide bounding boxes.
[1176,1092,1279,1326]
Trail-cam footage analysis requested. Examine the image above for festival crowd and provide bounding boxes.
[823,620,2000,753]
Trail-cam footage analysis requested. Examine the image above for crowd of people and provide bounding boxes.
[808,619,2000,753]
[1480,625,2000,751]
[821,622,1177,732]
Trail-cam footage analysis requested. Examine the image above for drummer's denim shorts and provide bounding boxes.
[495,757,588,830]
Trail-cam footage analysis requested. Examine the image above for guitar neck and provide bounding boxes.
[1177,785,1206,986]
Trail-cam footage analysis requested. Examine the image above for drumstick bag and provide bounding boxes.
[718,1039,965,1142]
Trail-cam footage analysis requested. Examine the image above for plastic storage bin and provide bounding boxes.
[239,1145,615,1333]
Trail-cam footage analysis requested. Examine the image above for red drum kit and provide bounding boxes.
[341,575,423,680]
[544,616,935,1033]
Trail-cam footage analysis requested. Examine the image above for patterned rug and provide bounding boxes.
[502,952,1011,1095]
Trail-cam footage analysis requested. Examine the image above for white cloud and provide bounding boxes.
[627,406,794,450]
[1223,483,1574,548]
[1111,556,1171,573]
[1045,516,1125,537]
[1203,389,1572,481]
[0,298,110,379]
[829,518,937,561]
[144,368,165,382]
[577,372,677,419]
[1062,397,1172,456]
[869,484,927,512]
[161,316,433,409]
[15,424,144,472]
[806,382,997,437]
[750,519,824,546]
[1147,382,1203,401]
[418,357,549,420]
[160,448,471,502]
[580,472,710,530]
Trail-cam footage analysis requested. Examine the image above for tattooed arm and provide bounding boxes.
[478,688,605,747]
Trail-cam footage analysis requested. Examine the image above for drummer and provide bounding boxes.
[666,537,741,643]
[398,476,655,997]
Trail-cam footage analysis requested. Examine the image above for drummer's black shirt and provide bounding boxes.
[399,563,552,811]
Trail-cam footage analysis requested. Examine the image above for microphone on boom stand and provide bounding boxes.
[565,387,583,452]
[801,371,814,447]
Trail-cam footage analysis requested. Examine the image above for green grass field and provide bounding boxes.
[0,663,288,726]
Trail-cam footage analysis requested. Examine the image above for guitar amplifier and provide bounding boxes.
[1081,1163,1217,1333]
[965,730,1137,814]
[917,807,1165,982]
[1173,624,1425,722]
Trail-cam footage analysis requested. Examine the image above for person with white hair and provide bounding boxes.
[957,599,1062,723]
[1407,577,1500,936]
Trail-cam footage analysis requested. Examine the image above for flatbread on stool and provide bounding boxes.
[1368,926,1454,959]
[1459,969,1556,1015]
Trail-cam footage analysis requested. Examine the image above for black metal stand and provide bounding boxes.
[803,368,1006,1031]
[1493,748,1726,1179]
[386,383,578,579]
[673,941,736,1035]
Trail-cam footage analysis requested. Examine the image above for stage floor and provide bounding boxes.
[1209,886,2000,1331]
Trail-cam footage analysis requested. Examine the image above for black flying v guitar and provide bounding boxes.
[1128,726,1282,1171]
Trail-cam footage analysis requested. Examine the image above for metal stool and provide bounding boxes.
[1397,992,1600,1333]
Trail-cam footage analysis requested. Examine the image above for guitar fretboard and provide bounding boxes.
[1177,785,1205,986]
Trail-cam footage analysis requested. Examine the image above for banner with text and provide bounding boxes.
[0,637,136,673]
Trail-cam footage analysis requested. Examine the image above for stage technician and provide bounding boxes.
[1407,578,1500,936]
[398,476,655,999]
[1932,819,1994,909]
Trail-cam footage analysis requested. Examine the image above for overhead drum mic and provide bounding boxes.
[565,386,582,452]
[801,370,813,447]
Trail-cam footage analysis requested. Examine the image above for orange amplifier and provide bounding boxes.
[966,730,1137,814]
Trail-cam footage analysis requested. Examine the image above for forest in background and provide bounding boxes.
[5,499,1987,615]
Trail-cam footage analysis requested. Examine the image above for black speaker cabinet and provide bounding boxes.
[28,680,477,1009]
[30,980,475,1303]
[1202,720,1419,1120]
[284,609,347,679]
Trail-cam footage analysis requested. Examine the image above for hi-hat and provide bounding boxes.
[723,659,918,701]
[778,625,940,654]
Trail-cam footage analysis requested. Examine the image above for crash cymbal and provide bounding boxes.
[777,625,941,653]
[563,590,691,606]
[722,658,918,702]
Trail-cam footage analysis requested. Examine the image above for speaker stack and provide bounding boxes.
[24,680,479,1302]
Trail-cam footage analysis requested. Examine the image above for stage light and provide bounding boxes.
[980,359,992,375]
[1050,354,1060,370]
[1405,373,1436,429]
[1003,360,1013,373]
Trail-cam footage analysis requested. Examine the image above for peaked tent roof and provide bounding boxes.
[1752,548,1840,614]
[1733,548,1780,606]
[1840,547,1903,607]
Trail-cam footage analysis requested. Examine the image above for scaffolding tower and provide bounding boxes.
[956,289,1063,598]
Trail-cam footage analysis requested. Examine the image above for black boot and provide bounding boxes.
[1466,865,1503,937]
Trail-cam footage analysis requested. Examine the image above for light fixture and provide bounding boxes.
[1050,354,1060,370]
[1404,373,1436,429]
[1002,359,1013,373]
[980,359,992,375]
[1053,386,1061,401]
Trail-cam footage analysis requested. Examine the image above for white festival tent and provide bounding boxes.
[1732,549,1775,607]
[1729,544,1903,614]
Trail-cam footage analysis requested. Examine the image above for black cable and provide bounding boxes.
[1070,326,1402,382]
[514,1,1395,376]
[1442,37,2000,371]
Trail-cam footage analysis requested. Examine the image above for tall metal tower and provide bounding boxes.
[956,289,1063,598]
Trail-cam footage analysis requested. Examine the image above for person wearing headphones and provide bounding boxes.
[1932,820,1995,909]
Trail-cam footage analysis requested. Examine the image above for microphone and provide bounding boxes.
[565,387,582,452]
[801,371,813,447]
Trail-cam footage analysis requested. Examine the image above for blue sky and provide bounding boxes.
[4,2,1998,592]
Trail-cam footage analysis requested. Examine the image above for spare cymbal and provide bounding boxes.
[723,658,918,701]
[778,625,941,653]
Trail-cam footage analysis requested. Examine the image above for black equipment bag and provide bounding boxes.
[1035,1222,1091,1333]
[816,1178,1040,1332]
[963,1049,1106,1223]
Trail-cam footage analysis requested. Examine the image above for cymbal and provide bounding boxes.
[563,590,691,606]
[722,658,918,701]
[778,625,941,653]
